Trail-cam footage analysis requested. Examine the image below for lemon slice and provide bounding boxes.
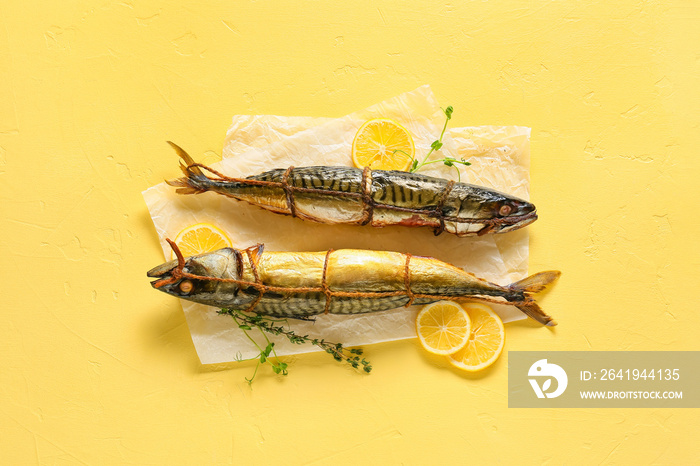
[416,301,471,355]
[171,223,232,259]
[447,303,505,372]
[351,118,415,171]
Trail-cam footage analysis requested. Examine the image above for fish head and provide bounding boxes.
[478,193,538,235]
[147,248,242,307]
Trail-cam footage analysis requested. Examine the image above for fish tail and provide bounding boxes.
[164,141,211,194]
[509,271,561,326]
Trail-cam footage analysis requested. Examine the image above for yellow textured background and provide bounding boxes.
[2,1,698,464]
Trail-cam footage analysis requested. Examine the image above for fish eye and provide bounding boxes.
[498,204,513,216]
[179,280,194,294]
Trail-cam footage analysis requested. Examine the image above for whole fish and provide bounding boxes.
[165,142,537,237]
[148,241,560,326]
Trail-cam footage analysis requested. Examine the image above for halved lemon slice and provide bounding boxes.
[351,118,415,171]
[416,301,471,355]
[171,223,232,259]
[447,303,505,372]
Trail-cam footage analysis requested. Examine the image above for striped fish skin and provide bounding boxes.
[166,143,537,236]
[215,167,367,224]
[147,246,560,325]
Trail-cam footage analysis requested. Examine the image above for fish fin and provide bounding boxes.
[515,301,558,327]
[510,271,561,326]
[285,315,317,322]
[164,141,210,194]
[166,141,203,176]
[164,177,207,195]
[243,243,265,266]
[510,270,561,293]
[476,224,495,236]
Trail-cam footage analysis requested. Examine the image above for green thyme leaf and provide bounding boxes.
[223,308,372,383]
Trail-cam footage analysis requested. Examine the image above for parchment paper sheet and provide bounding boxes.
[143,85,532,364]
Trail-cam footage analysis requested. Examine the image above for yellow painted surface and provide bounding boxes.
[2,1,699,464]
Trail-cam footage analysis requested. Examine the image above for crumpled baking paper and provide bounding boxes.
[143,85,532,364]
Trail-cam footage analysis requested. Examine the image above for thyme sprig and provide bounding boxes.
[219,308,372,384]
[405,106,471,181]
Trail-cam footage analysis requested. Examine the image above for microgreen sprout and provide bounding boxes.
[403,106,471,181]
